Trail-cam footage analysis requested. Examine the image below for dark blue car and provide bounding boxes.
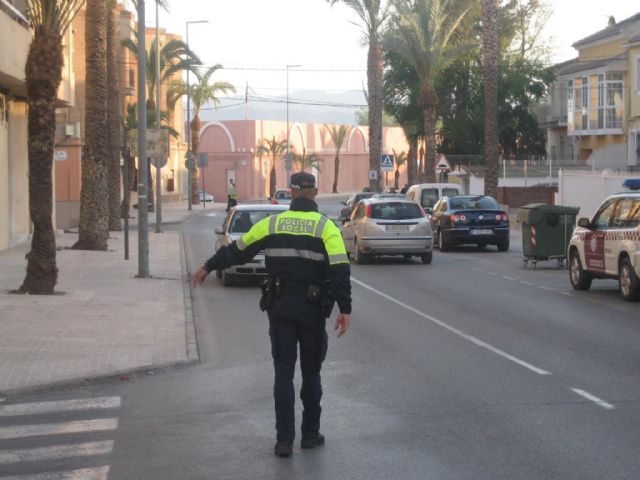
[429,195,510,251]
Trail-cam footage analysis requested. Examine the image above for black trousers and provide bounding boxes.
[226,196,237,212]
[267,295,328,443]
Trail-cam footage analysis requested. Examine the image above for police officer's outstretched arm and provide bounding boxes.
[321,218,352,337]
[189,217,269,287]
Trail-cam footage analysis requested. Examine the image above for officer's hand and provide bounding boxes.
[188,267,209,287]
[334,313,350,338]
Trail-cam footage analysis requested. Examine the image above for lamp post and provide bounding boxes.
[286,64,300,183]
[185,19,208,210]
[137,0,149,277]
[154,1,162,232]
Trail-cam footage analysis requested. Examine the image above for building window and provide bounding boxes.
[636,57,640,92]
[597,72,623,129]
[581,77,589,130]
[567,79,574,130]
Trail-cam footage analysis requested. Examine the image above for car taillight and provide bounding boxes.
[365,205,373,217]
[449,214,466,223]
[496,213,508,221]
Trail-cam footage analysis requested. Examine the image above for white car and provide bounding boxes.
[214,204,289,286]
[197,190,214,202]
[271,188,292,205]
[568,184,640,301]
[341,198,433,264]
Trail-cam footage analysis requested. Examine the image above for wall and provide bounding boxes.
[497,186,557,208]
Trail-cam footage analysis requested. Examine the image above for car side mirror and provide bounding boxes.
[341,200,347,205]
[577,217,591,229]
[424,208,433,215]
[215,226,224,235]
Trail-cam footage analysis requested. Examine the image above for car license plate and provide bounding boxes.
[471,228,492,235]
[386,224,410,232]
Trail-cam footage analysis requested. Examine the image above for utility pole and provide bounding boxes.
[137,0,149,277]
[155,1,163,233]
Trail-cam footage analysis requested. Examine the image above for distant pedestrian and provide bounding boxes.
[400,183,409,194]
[226,179,237,212]
[190,172,351,458]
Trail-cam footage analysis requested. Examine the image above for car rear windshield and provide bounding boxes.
[370,202,423,220]
[275,191,291,200]
[230,210,279,233]
[449,196,500,210]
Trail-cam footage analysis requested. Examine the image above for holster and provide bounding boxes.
[319,281,335,318]
[259,277,275,311]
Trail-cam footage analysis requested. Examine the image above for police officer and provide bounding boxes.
[190,172,351,458]
[226,178,237,212]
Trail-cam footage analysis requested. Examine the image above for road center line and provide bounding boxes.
[502,275,516,281]
[0,466,110,480]
[351,277,552,376]
[570,388,615,410]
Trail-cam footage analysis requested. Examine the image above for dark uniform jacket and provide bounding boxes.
[203,197,352,314]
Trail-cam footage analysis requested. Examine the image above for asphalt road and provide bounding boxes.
[2,197,639,480]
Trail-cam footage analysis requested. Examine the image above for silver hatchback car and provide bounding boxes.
[341,198,434,264]
[214,204,289,285]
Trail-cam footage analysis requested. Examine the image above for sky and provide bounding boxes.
[138,0,640,118]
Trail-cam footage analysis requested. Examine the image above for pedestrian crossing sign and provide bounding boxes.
[380,154,395,172]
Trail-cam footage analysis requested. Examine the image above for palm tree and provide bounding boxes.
[167,66,235,204]
[107,1,121,231]
[327,0,390,192]
[386,0,471,183]
[291,148,322,173]
[256,136,288,198]
[121,33,200,111]
[73,0,109,251]
[482,0,499,198]
[19,0,85,294]
[392,149,407,190]
[325,124,352,193]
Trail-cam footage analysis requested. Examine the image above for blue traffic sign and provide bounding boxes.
[380,154,395,171]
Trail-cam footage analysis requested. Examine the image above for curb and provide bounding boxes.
[180,232,200,363]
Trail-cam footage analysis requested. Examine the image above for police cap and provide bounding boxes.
[290,172,316,189]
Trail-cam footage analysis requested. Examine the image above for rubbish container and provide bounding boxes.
[517,203,580,268]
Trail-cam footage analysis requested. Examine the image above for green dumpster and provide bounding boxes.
[517,204,580,268]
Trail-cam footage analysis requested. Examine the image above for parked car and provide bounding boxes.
[568,183,640,301]
[271,188,292,205]
[430,195,510,251]
[339,191,376,220]
[341,198,433,264]
[214,204,289,286]
[405,183,460,212]
[197,190,214,203]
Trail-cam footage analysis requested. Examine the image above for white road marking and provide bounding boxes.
[487,272,498,276]
[0,466,110,480]
[539,286,555,291]
[0,419,118,440]
[352,277,552,376]
[0,397,121,417]
[206,213,217,217]
[0,441,114,464]
[501,275,515,281]
[520,281,534,286]
[571,388,615,410]
[559,291,572,296]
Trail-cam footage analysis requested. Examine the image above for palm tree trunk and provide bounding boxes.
[269,163,276,198]
[107,3,122,231]
[483,0,500,198]
[19,29,63,294]
[74,0,109,250]
[367,37,383,192]
[420,86,438,183]
[332,154,340,193]
[190,115,201,205]
[394,169,400,190]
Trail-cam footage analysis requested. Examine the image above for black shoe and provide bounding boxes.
[274,441,293,457]
[300,433,325,449]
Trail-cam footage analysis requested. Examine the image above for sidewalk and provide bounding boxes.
[0,201,201,395]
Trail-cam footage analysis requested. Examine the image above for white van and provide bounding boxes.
[405,183,460,212]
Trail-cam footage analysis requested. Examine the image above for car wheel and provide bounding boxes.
[618,256,640,301]
[421,252,432,264]
[220,269,235,287]
[569,249,592,291]
[438,230,449,252]
[497,240,509,252]
[215,269,222,279]
[354,240,368,265]
[477,243,487,249]
[403,253,412,259]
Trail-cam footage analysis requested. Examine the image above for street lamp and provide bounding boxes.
[185,19,209,211]
[286,64,301,183]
